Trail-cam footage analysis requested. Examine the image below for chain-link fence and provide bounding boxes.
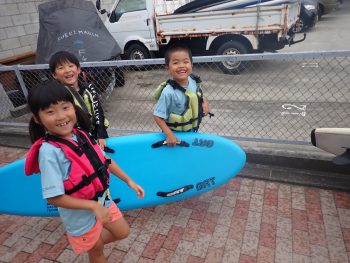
[0,50,349,144]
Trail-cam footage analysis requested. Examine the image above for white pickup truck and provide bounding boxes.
[96,0,303,74]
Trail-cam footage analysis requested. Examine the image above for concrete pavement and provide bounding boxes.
[1,145,350,262]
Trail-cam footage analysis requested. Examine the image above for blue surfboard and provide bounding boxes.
[0,132,246,217]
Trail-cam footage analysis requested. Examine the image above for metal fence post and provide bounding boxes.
[14,66,28,98]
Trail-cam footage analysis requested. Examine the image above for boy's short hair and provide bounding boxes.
[49,51,80,73]
[164,44,193,66]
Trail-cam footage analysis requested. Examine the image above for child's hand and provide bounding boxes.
[166,134,179,147]
[92,202,112,224]
[128,181,145,198]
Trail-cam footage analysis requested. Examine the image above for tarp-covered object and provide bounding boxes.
[36,0,121,64]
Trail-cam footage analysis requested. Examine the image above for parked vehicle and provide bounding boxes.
[97,0,303,74]
[292,0,318,33]
[318,0,338,18]
[35,0,125,94]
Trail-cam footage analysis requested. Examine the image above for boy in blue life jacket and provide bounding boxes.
[153,44,211,146]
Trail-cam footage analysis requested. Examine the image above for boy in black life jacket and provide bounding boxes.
[153,44,210,146]
[49,51,111,151]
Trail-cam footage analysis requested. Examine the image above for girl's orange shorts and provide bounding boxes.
[67,202,122,254]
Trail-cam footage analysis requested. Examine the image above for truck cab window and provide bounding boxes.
[114,0,146,16]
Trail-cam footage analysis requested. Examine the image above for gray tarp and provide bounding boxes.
[36,0,121,64]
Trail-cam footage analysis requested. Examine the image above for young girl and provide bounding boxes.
[25,80,144,263]
[49,51,110,151]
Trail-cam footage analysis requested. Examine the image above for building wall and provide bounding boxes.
[0,0,114,61]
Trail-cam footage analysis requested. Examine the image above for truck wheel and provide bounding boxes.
[125,43,150,60]
[292,18,305,33]
[216,41,248,74]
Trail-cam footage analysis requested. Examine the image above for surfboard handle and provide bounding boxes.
[104,146,115,154]
[151,140,189,148]
[157,184,194,197]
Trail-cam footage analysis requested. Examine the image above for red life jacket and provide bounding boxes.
[25,129,110,201]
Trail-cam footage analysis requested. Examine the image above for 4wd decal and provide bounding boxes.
[46,203,58,213]
[192,138,214,148]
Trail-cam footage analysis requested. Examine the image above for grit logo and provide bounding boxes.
[196,177,216,191]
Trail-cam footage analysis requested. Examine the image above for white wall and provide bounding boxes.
[0,0,114,61]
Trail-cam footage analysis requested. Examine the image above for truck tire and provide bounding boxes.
[216,41,248,74]
[292,17,306,33]
[125,43,150,60]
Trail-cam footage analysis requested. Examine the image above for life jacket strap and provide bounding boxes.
[67,86,91,115]
[167,79,187,92]
[167,116,199,128]
[65,173,99,195]
[45,134,84,156]
[190,74,202,84]
[64,159,111,198]
[76,132,110,190]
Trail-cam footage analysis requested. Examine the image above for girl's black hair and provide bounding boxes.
[164,44,193,66]
[28,80,91,143]
[49,51,81,73]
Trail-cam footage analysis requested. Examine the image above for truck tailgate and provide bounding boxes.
[155,2,300,37]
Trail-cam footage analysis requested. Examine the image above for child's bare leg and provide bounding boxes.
[88,236,107,263]
[101,217,130,244]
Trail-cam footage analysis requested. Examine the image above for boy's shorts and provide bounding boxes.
[67,202,122,254]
